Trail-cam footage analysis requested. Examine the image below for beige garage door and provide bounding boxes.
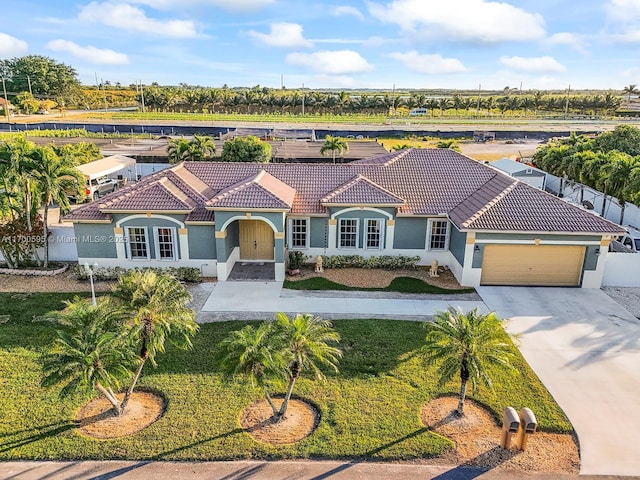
[480,244,586,286]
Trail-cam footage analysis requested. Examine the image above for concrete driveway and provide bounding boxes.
[477,287,640,477]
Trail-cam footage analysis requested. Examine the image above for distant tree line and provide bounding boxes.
[0,55,629,118]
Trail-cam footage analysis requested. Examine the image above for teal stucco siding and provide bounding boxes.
[393,218,427,249]
[73,223,118,258]
[449,225,467,266]
[187,225,216,259]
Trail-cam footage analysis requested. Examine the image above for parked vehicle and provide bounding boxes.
[617,226,640,252]
[410,108,429,116]
[67,176,121,202]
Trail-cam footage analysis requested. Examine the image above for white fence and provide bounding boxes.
[602,252,640,287]
[545,173,640,228]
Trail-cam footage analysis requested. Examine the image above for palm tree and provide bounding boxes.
[622,84,639,106]
[320,135,349,164]
[41,298,136,414]
[0,137,38,231]
[422,307,515,416]
[215,322,286,419]
[167,138,190,164]
[599,152,640,223]
[31,146,84,267]
[110,270,199,414]
[274,313,342,419]
[186,135,216,161]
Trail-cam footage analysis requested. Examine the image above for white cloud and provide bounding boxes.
[247,22,313,48]
[286,50,373,75]
[129,0,274,11]
[388,51,467,74]
[606,0,640,22]
[332,6,365,21]
[0,32,28,57]
[47,39,129,65]
[544,32,588,54]
[368,0,545,43]
[605,0,640,42]
[500,55,566,73]
[78,2,198,38]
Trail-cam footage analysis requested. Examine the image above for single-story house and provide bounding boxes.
[65,148,624,288]
[491,158,547,190]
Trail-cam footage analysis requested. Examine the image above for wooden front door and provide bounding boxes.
[239,220,274,260]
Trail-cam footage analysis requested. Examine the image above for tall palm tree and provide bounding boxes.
[31,146,84,267]
[0,137,38,231]
[274,313,341,419]
[422,307,515,416]
[41,298,136,414]
[599,152,640,223]
[320,135,349,164]
[622,84,639,106]
[215,322,286,419]
[110,270,199,414]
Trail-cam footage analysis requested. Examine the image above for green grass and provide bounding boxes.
[0,292,571,461]
[283,276,476,294]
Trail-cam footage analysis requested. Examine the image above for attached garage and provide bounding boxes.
[480,244,586,287]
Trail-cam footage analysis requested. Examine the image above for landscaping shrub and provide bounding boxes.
[320,254,420,269]
[72,265,202,282]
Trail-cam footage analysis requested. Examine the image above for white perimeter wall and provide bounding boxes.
[602,253,640,287]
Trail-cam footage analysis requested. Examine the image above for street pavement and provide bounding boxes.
[478,287,640,477]
[1,460,636,480]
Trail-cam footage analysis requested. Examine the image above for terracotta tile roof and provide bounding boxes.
[66,149,625,235]
[321,175,405,206]
[454,181,624,233]
[206,170,296,210]
[98,179,195,212]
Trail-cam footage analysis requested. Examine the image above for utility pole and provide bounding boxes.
[476,83,481,115]
[564,84,571,118]
[27,75,32,95]
[391,83,396,116]
[301,82,305,116]
[139,80,146,113]
[2,77,10,123]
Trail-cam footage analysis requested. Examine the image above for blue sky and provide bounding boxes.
[1,0,640,90]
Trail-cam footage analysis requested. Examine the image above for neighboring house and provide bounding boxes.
[0,98,14,114]
[65,149,624,288]
[491,158,547,190]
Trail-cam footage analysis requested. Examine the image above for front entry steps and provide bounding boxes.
[228,262,276,281]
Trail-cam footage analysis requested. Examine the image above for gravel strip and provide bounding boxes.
[602,287,640,319]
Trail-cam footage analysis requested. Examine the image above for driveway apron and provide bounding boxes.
[477,287,640,477]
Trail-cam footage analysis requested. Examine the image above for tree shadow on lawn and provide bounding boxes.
[0,410,118,455]
[148,320,426,378]
[0,420,78,454]
[150,427,247,460]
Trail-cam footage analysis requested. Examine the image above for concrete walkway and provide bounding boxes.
[1,460,632,480]
[199,281,488,321]
[477,287,640,477]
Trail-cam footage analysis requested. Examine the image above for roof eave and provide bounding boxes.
[100,209,193,215]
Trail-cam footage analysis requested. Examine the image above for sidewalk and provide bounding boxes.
[196,281,488,321]
[2,460,634,480]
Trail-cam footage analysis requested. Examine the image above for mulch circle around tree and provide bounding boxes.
[240,398,320,445]
[75,391,166,439]
[421,396,579,473]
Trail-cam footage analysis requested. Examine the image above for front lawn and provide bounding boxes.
[0,292,571,461]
